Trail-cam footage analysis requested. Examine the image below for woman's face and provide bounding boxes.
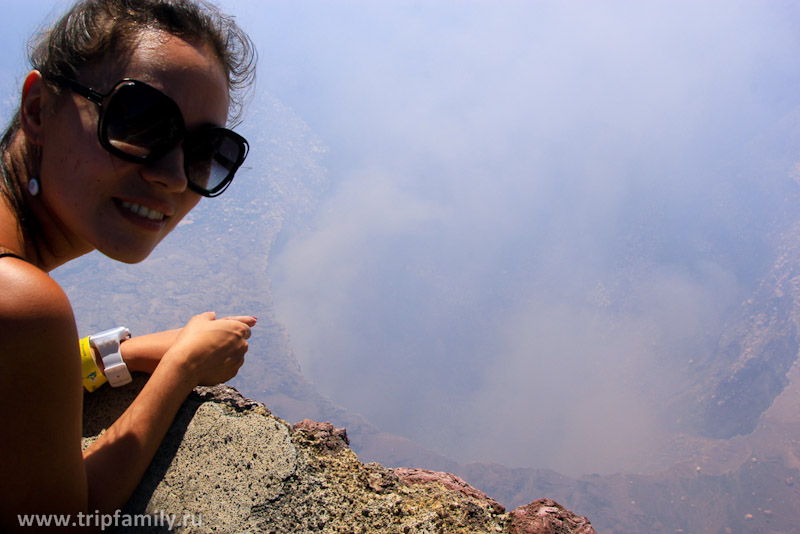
[37,30,229,263]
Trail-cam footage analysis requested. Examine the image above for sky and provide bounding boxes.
[5,1,800,476]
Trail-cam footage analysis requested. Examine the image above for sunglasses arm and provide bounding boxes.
[54,75,105,106]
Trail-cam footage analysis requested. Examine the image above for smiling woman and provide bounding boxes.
[0,0,257,527]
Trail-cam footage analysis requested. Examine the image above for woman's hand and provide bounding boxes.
[161,311,257,387]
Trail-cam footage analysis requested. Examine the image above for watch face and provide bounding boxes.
[103,362,133,387]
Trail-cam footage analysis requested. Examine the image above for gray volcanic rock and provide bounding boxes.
[82,376,594,533]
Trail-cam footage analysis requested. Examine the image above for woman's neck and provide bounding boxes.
[2,135,93,272]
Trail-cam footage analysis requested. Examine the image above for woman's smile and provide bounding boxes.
[117,199,168,229]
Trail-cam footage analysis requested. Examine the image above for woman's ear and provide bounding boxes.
[19,70,45,144]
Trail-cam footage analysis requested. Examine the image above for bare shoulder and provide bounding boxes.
[0,257,78,389]
[0,257,73,323]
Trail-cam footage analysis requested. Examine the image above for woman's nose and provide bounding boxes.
[140,145,188,193]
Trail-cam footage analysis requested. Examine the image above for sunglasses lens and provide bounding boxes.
[184,129,248,196]
[98,80,246,197]
[103,82,182,159]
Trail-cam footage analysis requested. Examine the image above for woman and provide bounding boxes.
[0,0,257,525]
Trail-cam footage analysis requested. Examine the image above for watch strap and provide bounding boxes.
[80,335,107,392]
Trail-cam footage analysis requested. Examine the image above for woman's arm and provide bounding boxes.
[119,328,182,374]
[0,263,255,528]
[83,312,255,511]
[116,317,254,375]
[0,267,90,523]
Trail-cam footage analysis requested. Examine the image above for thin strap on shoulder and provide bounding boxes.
[0,252,25,261]
[0,246,26,262]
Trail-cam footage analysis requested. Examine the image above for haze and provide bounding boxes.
[3,1,800,478]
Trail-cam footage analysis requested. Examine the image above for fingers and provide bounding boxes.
[189,313,255,336]
[220,315,258,327]
[218,315,257,340]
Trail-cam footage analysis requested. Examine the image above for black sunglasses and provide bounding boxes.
[53,75,249,197]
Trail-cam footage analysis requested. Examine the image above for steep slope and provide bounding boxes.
[690,218,800,439]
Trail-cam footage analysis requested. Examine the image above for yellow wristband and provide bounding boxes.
[80,335,107,392]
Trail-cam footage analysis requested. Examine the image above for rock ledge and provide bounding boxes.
[82,376,595,533]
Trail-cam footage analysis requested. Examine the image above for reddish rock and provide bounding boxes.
[508,499,597,534]
[291,418,350,454]
[395,467,505,514]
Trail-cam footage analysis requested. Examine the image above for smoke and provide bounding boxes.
[256,0,800,474]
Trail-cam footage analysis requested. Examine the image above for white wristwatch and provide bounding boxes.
[90,326,132,387]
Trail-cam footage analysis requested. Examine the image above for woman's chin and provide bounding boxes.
[95,242,159,264]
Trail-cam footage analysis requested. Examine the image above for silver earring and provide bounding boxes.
[28,178,40,196]
[29,144,41,196]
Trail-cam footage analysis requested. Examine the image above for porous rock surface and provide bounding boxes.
[82,375,594,533]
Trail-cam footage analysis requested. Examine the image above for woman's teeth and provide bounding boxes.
[121,201,165,221]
